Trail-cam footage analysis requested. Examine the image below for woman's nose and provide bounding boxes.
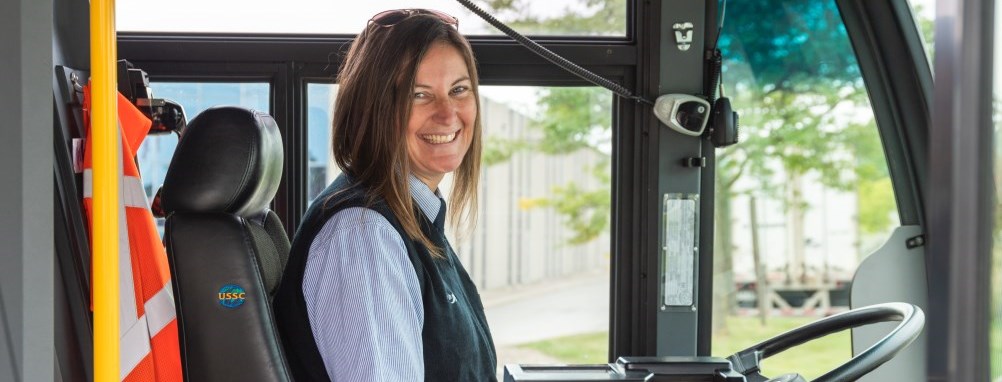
[433,97,457,124]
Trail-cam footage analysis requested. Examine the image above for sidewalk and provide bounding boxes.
[482,269,610,346]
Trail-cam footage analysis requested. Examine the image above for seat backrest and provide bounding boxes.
[161,106,292,382]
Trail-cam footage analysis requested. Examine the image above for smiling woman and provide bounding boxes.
[407,42,477,189]
[272,9,497,382]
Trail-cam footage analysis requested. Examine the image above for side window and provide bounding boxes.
[307,84,613,370]
[136,82,270,233]
[710,1,900,378]
[306,83,339,200]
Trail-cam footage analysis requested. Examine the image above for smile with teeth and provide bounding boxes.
[420,130,459,144]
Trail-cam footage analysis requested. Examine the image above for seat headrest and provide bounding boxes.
[161,106,283,218]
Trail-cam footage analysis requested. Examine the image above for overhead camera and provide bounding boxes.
[653,94,711,136]
[652,93,740,148]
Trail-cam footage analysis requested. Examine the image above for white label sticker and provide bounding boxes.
[663,196,697,307]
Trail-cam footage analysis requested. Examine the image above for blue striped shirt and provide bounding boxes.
[302,175,443,381]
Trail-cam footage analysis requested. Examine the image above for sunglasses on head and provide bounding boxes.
[369,9,459,28]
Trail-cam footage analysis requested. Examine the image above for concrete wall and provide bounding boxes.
[446,97,610,291]
[311,92,612,292]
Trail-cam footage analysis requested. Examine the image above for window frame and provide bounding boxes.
[117,0,661,360]
[117,0,935,365]
[119,11,642,235]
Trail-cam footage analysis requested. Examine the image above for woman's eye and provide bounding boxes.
[451,86,469,96]
[413,92,430,101]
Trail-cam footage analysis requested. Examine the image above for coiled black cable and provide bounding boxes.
[456,0,654,106]
[705,49,722,105]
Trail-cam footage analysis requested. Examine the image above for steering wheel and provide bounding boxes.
[726,302,924,382]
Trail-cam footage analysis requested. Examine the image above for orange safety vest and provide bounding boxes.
[82,85,183,382]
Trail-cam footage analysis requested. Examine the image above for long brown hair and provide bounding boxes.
[328,11,482,258]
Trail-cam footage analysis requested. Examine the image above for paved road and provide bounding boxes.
[481,270,610,377]
[482,270,610,346]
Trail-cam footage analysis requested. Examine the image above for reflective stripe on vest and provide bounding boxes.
[83,170,150,209]
[120,282,176,380]
[82,86,183,382]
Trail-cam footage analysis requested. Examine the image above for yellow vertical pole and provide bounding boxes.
[91,0,119,381]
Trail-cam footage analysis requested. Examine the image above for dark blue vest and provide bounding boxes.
[274,174,497,381]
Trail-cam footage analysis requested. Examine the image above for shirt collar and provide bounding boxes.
[408,174,442,222]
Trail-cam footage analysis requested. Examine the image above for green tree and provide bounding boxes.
[484,86,614,245]
[532,87,614,245]
[478,0,626,36]
[476,0,901,338]
[475,0,620,245]
[713,0,899,330]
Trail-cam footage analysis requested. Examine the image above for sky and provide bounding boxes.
[117,1,614,113]
[116,0,593,35]
[117,0,959,109]
[121,0,1002,119]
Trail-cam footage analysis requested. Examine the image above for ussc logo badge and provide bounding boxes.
[218,284,247,309]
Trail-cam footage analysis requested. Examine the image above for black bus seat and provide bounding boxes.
[159,106,293,381]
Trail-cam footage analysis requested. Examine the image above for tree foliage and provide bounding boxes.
[534,88,613,155]
[527,87,613,245]
[479,0,901,248]
[719,1,865,161]
[475,0,622,245]
[480,0,626,35]
[535,159,613,245]
[482,136,528,166]
[718,0,896,239]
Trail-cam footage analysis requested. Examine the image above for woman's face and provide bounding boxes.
[406,41,476,189]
